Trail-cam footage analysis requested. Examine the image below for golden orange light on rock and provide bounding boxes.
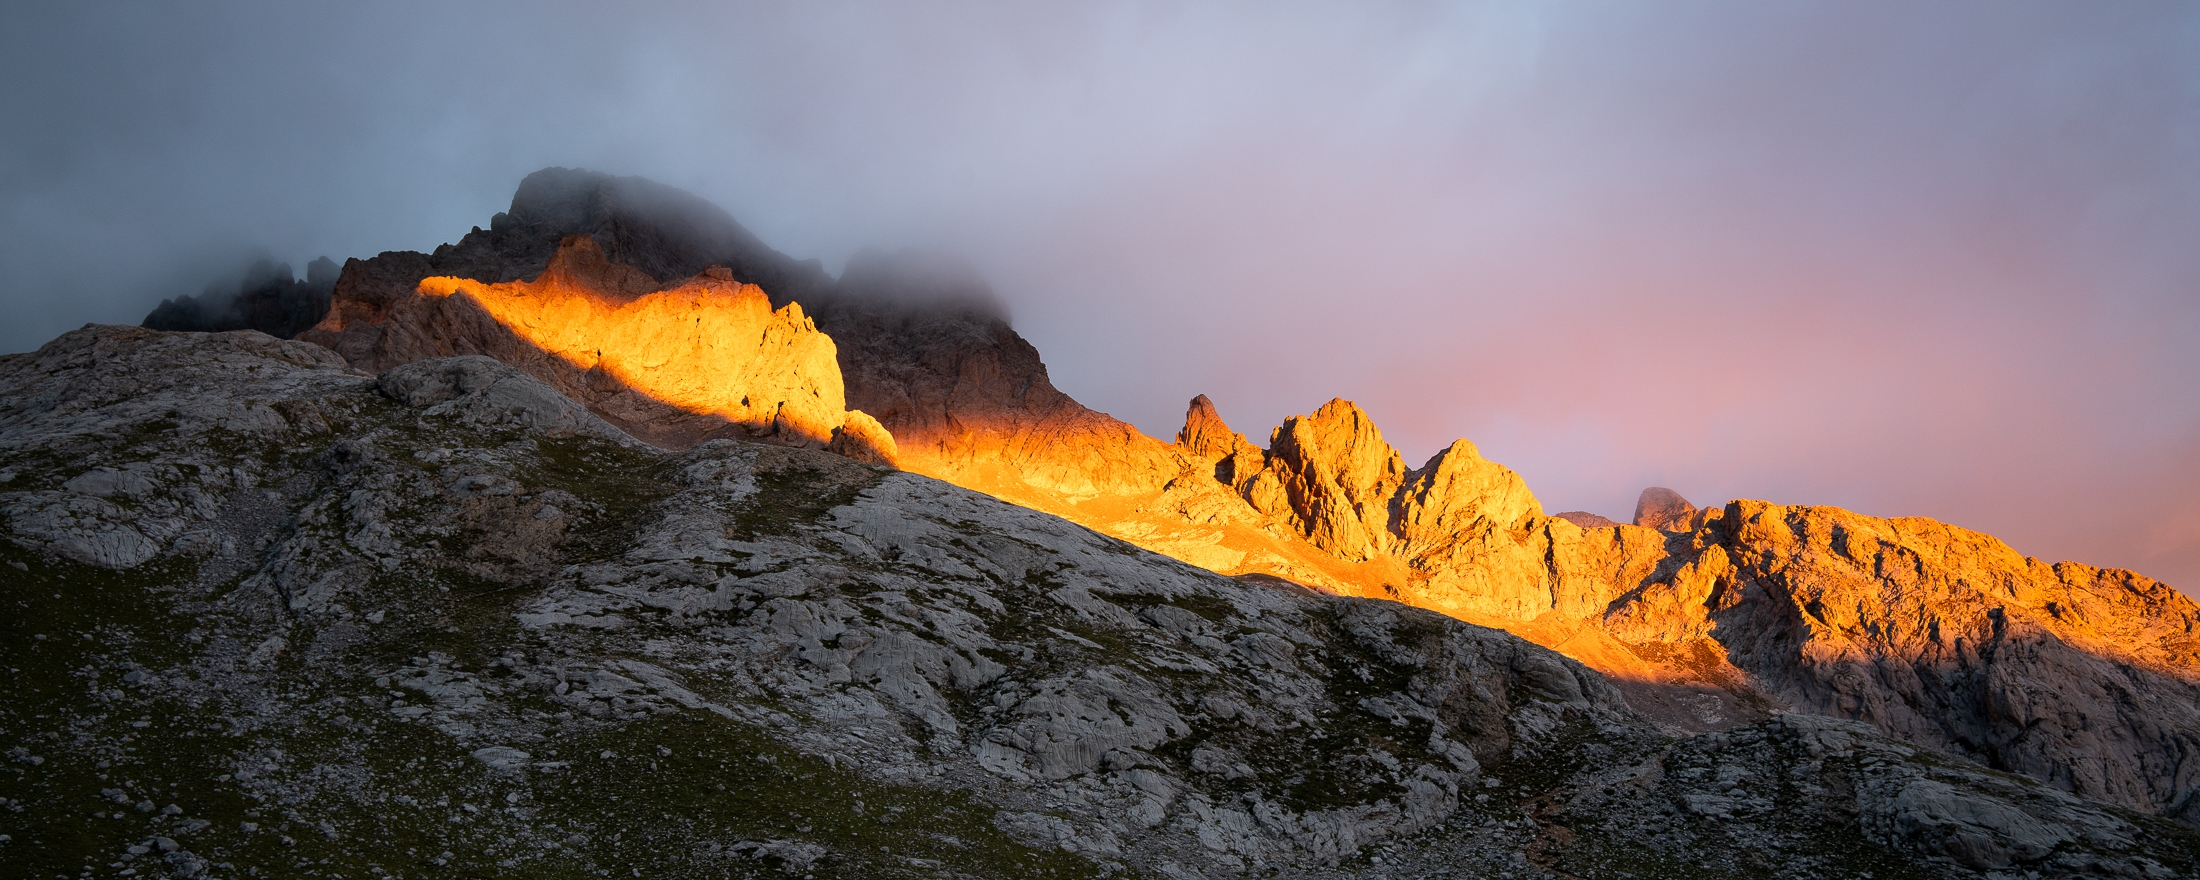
[409,237,891,460]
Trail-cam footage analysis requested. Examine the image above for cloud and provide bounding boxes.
[2,1,2195,591]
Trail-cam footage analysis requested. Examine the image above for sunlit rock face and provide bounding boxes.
[300,166,835,370]
[1176,393,1263,485]
[1240,400,1410,563]
[308,235,874,452]
[816,248,1193,502]
[415,236,850,447]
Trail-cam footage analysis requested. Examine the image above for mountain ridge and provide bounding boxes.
[273,167,2200,824]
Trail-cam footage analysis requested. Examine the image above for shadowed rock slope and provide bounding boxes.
[5,324,2198,878]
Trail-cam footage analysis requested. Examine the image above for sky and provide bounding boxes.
[4,2,2197,593]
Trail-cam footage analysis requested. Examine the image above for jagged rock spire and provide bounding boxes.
[1176,395,1261,462]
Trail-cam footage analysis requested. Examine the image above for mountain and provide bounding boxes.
[284,168,2200,826]
[10,166,2195,875]
[3,324,2196,879]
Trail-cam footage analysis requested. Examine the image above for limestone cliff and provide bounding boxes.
[300,168,1164,493]
[1239,400,1411,563]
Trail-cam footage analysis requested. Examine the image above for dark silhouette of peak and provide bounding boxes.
[143,255,336,339]
[306,256,340,289]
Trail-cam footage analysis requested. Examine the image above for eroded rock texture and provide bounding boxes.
[6,325,2194,878]
[1604,501,2200,819]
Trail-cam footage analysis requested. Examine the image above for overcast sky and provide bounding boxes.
[5,2,2197,593]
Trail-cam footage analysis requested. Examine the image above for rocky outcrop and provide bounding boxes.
[1176,394,1264,485]
[142,256,337,339]
[1239,400,1411,563]
[826,409,899,467]
[1632,486,1696,530]
[8,324,2195,879]
[307,235,879,452]
[1603,500,2200,817]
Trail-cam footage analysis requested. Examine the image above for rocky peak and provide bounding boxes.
[301,167,1080,489]
[143,255,337,339]
[305,255,340,289]
[305,168,832,352]
[1633,486,1696,530]
[1394,438,1545,547]
[1602,498,2200,816]
[1240,398,1408,561]
[1176,394,1265,488]
[313,234,884,455]
[1176,394,1232,457]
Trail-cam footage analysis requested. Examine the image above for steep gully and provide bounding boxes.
[287,168,2199,822]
